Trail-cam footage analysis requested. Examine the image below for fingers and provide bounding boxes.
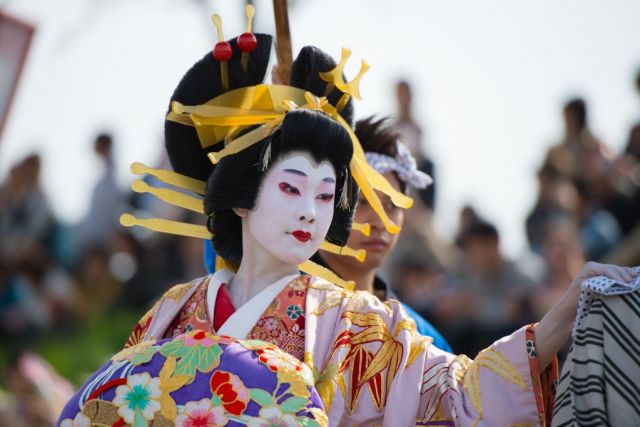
[613,265,635,283]
[584,262,638,284]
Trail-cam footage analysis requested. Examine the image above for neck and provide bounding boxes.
[320,253,376,294]
[229,224,299,308]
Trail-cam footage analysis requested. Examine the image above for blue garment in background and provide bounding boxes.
[400,302,452,353]
[204,239,216,273]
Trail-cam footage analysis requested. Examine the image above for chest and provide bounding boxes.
[165,275,310,361]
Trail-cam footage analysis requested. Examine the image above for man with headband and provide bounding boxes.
[313,116,452,352]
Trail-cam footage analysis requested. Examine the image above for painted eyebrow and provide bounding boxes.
[283,168,306,177]
[283,168,335,183]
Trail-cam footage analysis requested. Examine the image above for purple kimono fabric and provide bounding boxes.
[57,330,325,426]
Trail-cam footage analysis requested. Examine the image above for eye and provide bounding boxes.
[317,193,334,202]
[384,201,399,212]
[279,182,300,195]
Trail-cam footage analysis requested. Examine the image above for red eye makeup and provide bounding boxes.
[279,182,300,195]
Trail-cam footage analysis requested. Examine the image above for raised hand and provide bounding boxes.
[534,262,638,369]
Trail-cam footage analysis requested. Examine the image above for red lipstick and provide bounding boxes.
[291,230,312,242]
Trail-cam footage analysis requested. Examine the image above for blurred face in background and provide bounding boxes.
[323,172,404,272]
[541,222,584,278]
[461,235,501,276]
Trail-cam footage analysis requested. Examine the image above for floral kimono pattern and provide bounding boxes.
[127,275,309,362]
[123,271,559,426]
[57,330,326,426]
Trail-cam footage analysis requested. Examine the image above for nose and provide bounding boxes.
[362,201,384,232]
[298,195,316,224]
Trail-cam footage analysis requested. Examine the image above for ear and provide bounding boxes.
[232,208,249,218]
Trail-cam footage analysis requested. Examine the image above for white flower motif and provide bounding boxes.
[60,413,90,427]
[112,372,162,423]
[247,406,298,427]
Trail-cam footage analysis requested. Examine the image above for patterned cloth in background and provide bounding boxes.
[572,266,640,337]
[553,287,640,426]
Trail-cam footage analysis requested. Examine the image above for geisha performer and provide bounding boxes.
[59,7,638,426]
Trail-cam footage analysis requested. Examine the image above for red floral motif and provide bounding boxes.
[209,371,250,416]
[125,315,153,348]
[256,347,305,373]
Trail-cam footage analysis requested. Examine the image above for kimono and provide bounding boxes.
[124,269,558,426]
[57,332,326,426]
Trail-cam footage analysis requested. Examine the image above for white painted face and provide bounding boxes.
[247,153,337,265]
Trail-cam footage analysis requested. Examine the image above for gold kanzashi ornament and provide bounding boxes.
[120,10,415,289]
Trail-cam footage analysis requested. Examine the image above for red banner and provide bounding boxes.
[0,11,35,142]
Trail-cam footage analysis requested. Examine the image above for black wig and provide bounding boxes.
[164,33,273,182]
[165,36,358,263]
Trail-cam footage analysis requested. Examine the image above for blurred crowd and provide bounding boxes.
[0,135,207,424]
[1,68,639,425]
[389,71,640,358]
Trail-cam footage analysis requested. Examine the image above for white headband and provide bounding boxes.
[364,142,433,189]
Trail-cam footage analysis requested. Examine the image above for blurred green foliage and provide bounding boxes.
[1,308,145,387]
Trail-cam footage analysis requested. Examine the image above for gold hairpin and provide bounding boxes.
[130,162,206,195]
[131,180,204,214]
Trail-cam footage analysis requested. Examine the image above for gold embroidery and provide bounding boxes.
[463,348,527,420]
[384,298,403,315]
[312,290,347,316]
[330,309,408,413]
[472,349,527,390]
[452,354,472,384]
[158,356,191,420]
[163,282,195,302]
[336,372,347,401]
[315,363,339,411]
[308,278,342,291]
[393,318,416,336]
[278,366,311,398]
[344,291,370,313]
[304,352,315,371]
[112,339,157,362]
[150,413,174,427]
[82,399,119,425]
[308,408,329,427]
[345,310,392,330]
[406,335,431,368]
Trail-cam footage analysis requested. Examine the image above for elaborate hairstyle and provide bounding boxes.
[205,109,356,263]
[164,33,357,263]
[290,46,354,126]
[164,33,274,182]
[118,8,416,289]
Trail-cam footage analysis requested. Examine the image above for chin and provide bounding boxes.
[363,254,385,270]
[277,252,311,266]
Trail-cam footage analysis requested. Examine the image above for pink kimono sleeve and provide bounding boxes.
[411,323,558,426]
[310,289,558,426]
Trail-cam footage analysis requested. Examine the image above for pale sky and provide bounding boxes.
[2,0,640,256]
